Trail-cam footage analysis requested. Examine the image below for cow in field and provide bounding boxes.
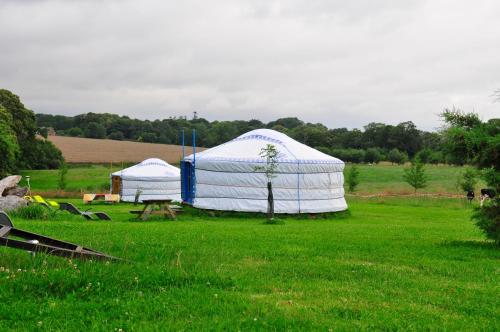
[466,190,475,202]
[480,188,496,206]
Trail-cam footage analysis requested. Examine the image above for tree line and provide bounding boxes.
[0,90,63,177]
[36,112,452,165]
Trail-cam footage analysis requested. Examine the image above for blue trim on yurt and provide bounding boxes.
[181,130,197,205]
[180,161,195,205]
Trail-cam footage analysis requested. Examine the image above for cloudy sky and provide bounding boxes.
[0,0,498,130]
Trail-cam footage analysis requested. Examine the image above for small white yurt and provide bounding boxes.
[181,129,347,213]
[111,158,181,202]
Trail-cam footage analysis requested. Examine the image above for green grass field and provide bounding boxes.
[20,163,482,197]
[1,166,498,331]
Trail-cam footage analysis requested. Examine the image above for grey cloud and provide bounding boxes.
[0,0,498,130]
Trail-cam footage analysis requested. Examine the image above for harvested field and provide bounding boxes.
[48,135,203,163]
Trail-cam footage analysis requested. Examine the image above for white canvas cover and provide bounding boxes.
[111,158,181,202]
[184,129,347,213]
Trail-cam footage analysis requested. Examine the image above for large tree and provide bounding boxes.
[0,89,63,170]
[0,105,20,177]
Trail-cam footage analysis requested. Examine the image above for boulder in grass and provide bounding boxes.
[3,186,28,197]
[0,196,27,211]
[0,175,22,196]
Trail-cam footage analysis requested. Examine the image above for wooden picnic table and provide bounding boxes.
[130,199,179,221]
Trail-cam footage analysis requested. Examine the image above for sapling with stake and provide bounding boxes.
[254,144,280,220]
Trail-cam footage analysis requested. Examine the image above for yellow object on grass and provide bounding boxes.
[30,195,60,208]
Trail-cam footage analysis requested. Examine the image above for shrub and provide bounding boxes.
[315,146,332,155]
[11,204,48,220]
[57,161,68,190]
[108,131,125,140]
[68,127,84,137]
[19,139,64,170]
[403,162,427,194]
[428,151,444,164]
[332,149,365,163]
[459,167,477,193]
[85,122,106,138]
[472,200,500,245]
[415,148,433,164]
[387,148,408,165]
[364,148,382,164]
[345,165,360,193]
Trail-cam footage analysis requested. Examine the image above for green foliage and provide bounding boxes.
[20,139,64,170]
[345,165,360,193]
[415,148,433,164]
[428,150,444,164]
[254,144,279,181]
[0,89,37,144]
[57,162,68,190]
[0,105,20,177]
[364,148,382,164]
[254,144,280,220]
[11,204,48,220]
[85,122,106,138]
[0,89,63,171]
[108,131,125,140]
[68,127,84,137]
[403,162,427,193]
[441,108,499,244]
[459,167,477,193]
[331,148,365,163]
[36,113,444,160]
[387,148,408,165]
[37,127,49,138]
[472,201,500,245]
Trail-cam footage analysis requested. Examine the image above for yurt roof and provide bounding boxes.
[112,158,180,179]
[185,129,343,164]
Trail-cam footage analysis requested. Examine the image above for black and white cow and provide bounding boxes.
[480,188,496,206]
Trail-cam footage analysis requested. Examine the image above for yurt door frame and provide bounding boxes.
[181,161,195,204]
[111,176,122,195]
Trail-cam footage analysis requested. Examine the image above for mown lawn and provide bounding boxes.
[0,197,498,331]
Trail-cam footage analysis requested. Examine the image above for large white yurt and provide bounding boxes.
[111,158,181,202]
[181,129,347,213]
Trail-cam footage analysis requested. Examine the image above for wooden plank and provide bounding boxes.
[0,226,11,238]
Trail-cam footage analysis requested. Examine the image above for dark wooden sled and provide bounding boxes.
[0,211,118,261]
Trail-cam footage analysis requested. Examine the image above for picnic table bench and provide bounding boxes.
[129,199,181,221]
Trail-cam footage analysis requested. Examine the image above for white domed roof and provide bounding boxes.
[112,158,180,180]
[138,158,169,167]
[186,129,343,164]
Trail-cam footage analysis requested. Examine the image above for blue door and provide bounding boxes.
[181,161,195,204]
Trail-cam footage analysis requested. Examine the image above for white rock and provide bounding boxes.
[0,175,22,196]
[0,195,27,211]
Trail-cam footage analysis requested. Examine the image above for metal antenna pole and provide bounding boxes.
[181,128,185,160]
[192,129,196,164]
[25,176,31,196]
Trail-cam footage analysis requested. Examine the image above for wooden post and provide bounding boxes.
[267,181,274,220]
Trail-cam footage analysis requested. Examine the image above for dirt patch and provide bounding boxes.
[49,136,205,164]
